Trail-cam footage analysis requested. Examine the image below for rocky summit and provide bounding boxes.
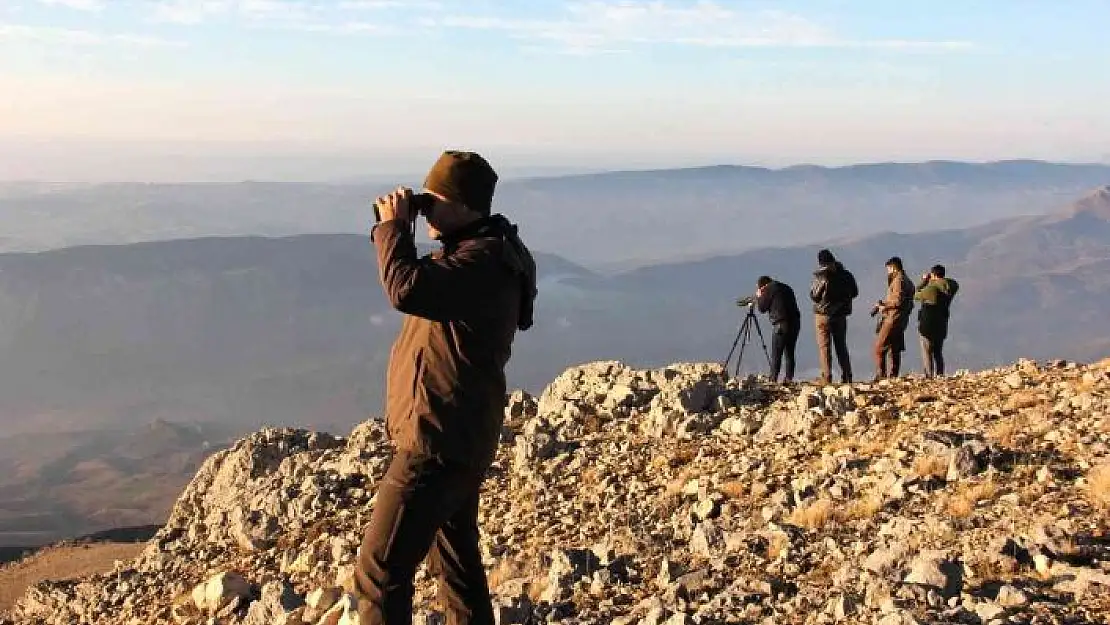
[6,358,1110,625]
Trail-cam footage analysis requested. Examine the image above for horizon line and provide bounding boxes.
[2,156,1108,186]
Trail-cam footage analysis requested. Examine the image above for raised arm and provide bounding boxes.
[372,220,498,321]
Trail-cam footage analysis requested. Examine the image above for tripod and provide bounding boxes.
[722,303,772,378]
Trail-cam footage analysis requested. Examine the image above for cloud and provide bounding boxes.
[145,0,451,37]
[149,0,230,25]
[435,1,973,54]
[36,0,104,10]
[0,23,183,46]
[136,0,969,53]
[338,0,442,9]
[150,0,319,25]
[281,20,385,34]
[147,0,427,34]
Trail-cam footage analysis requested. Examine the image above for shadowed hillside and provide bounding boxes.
[0,235,593,436]
[0,421,235,548]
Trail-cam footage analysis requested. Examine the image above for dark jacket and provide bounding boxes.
[915,276,959,339]
[757,280,801,328]
[372,214,537,468]
[810,261,859,317]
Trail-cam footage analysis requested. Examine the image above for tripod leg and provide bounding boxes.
[750,312,773,369]
[722,319,745,370]
[736,315,754,377]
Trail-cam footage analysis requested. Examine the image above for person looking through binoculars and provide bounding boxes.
[356,150,537,624]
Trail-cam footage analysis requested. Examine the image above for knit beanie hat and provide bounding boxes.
[817,249,836,265]
[423,151,498,216]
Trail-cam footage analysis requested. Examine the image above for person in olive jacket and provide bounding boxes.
[915,264,960,377]
[356,151,537,624]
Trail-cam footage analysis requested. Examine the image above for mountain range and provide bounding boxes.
[3,160,1109,267]
[1,185,1108,434]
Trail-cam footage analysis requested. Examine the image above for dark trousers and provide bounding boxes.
[354,451,493,625]
[920,335,945,377]
[815,314,852,383]
[770,322,800,382]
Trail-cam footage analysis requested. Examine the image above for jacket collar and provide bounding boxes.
[439,214,514,248]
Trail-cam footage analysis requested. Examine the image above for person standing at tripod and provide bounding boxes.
[756,276,801,383]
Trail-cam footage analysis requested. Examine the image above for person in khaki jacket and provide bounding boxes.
[871,256,914,380]
[355,151,537,624]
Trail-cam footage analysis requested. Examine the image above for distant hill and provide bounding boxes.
[0,235,594,435]
[2,187,1109,435]
[1,160,1108,266]
[0,420,235,547]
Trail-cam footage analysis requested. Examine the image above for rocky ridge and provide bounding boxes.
[5,357,1110,625]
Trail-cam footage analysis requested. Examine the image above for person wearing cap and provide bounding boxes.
[809,249,859,384]
[871,256,915,380]
[355,150,538,624]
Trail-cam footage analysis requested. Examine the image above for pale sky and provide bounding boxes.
[1,0,1109,181]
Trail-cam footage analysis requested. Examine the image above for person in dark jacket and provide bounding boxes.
[871,256,915,380]
[756,275,802,383]
[914,264,960,377]
[356,151,537,624]
[809,249,859,384]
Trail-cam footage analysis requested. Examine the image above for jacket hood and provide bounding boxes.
[497,217,538,332]
[814,261,843,277]
[935,277,959,296]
